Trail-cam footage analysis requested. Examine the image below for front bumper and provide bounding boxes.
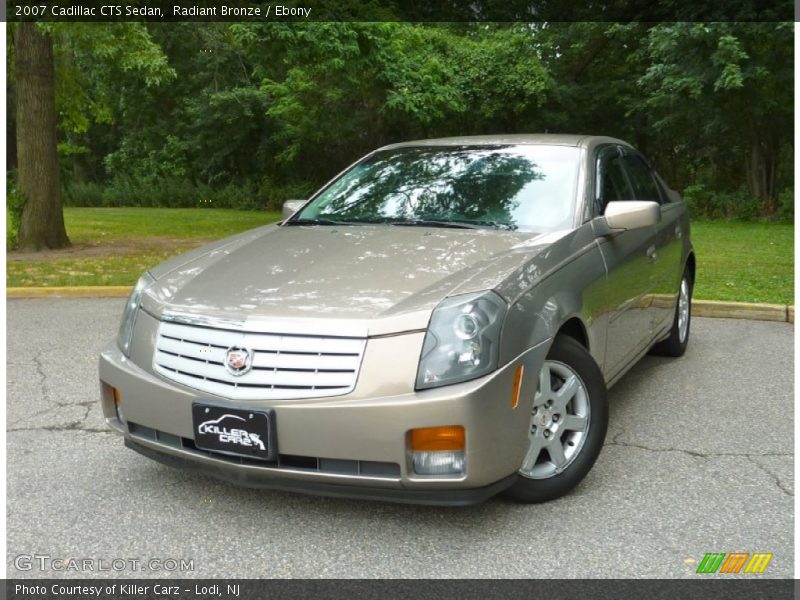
[126,437,518,506]
[99,326,549,506]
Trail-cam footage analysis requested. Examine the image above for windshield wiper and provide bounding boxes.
[390,220,479,229]
[390,219,514,230]
[286,217,515,230]
[285,218,379,226]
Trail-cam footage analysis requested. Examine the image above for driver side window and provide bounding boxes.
[595,146,634,216]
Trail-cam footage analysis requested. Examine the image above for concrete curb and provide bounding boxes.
[6,287,795,323]
[691,300,792,323]
[7,286,132,298]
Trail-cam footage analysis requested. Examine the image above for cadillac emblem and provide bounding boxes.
[225,347,252,376]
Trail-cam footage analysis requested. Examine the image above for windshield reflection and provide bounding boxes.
[293,144,580,232]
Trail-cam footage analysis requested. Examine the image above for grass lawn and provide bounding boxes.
[6,208,794,305]
[61,206,282,243]
[691,221,793,305]
[7,208,281,288]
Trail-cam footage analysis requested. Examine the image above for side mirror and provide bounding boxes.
[282,199,306,220]
[596,201,660,235]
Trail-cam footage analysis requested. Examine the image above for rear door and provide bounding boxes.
[594,145,658,377]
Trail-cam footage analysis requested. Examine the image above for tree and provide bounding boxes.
[10,23,175,250]
[634,23,793,214]
[9,22,789,220]
[15,23,69,250]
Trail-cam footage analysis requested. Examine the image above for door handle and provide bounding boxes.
[646,245,657,262]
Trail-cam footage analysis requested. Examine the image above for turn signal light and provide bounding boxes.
[410,426,465,452]
[111,386,125,424]
[511,364,524,409]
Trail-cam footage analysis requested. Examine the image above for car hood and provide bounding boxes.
[142,224,566,336]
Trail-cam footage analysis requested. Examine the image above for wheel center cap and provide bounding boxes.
[536,412,551,428]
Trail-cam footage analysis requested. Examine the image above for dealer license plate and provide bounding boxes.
[192,403,277,461]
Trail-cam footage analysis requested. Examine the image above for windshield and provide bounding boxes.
[290,144,581,232]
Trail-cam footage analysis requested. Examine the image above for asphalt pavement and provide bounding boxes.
[6,298,793,578]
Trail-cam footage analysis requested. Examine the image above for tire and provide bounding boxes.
[504,335,608,503]
[650,266,692,357]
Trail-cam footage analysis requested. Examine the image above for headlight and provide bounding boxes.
[117,272,155,356]
[416,291,506,390]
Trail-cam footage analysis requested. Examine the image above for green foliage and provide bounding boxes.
[46,23,176,135]
[7,22,793,218]
[777,189,794,221]
[6,176,26,250]
[633,23,792,210]
[682,184,761,220]
[63,181,105,206]
[64,176,312,211]
[104,134,189,182]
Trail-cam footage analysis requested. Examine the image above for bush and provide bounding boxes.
[102,177,203,208]
[62,176,316,211]
[256,178,315,211]
[682,184,761,220]
[6,177,25,250]
[777,188,793,221]
[64,181,105,207]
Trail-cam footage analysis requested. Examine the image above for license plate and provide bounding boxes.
[192,403,277,461]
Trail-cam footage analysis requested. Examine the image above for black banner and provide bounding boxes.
[5,579,798,600]
[4,0,795,22]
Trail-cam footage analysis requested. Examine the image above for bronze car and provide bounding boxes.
[99,134,694,505]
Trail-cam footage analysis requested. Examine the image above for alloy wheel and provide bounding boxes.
[678,277,690,343]
[519,360,591,479]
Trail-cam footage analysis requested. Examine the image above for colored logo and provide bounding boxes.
[696,552,772,574]
[225,347,251,376]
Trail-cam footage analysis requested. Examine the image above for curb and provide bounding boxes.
[6,287,795,323]
[691,300,792,323]
[7,286,132,298]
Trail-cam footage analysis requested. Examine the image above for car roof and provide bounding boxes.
[378,134,631,151]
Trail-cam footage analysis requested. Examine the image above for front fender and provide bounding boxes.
[498,238,608,373]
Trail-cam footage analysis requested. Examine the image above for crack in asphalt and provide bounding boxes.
[8,351,61,427]
[11,350,794,498]
[7,423,113,434]
[745,455,794,498]
[606,435,793,497]
[606,435,791,459]
[10,351,100,429]
[32,351,49,400]
[8,395,97,428]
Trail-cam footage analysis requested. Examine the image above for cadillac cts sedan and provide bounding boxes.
[99,134,694,505]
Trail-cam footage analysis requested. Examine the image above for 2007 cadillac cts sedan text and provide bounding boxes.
[99,135,694,505]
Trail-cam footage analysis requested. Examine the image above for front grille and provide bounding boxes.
[153,321,366,400]
[128,422,400,479]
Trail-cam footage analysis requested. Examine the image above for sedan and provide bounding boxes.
[99,134,694,505]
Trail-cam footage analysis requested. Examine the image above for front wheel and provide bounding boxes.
[504,335,608,503]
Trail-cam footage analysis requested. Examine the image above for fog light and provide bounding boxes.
[412,450,465,476]
[410,426,465,476]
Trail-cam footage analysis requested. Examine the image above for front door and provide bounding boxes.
[619,149,683,334]
[594,145,658,377]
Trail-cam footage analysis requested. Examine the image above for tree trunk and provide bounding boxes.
[15,23,70,251]
[747,137,778,216]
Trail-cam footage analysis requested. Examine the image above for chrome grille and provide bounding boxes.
[153,321,366,400]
